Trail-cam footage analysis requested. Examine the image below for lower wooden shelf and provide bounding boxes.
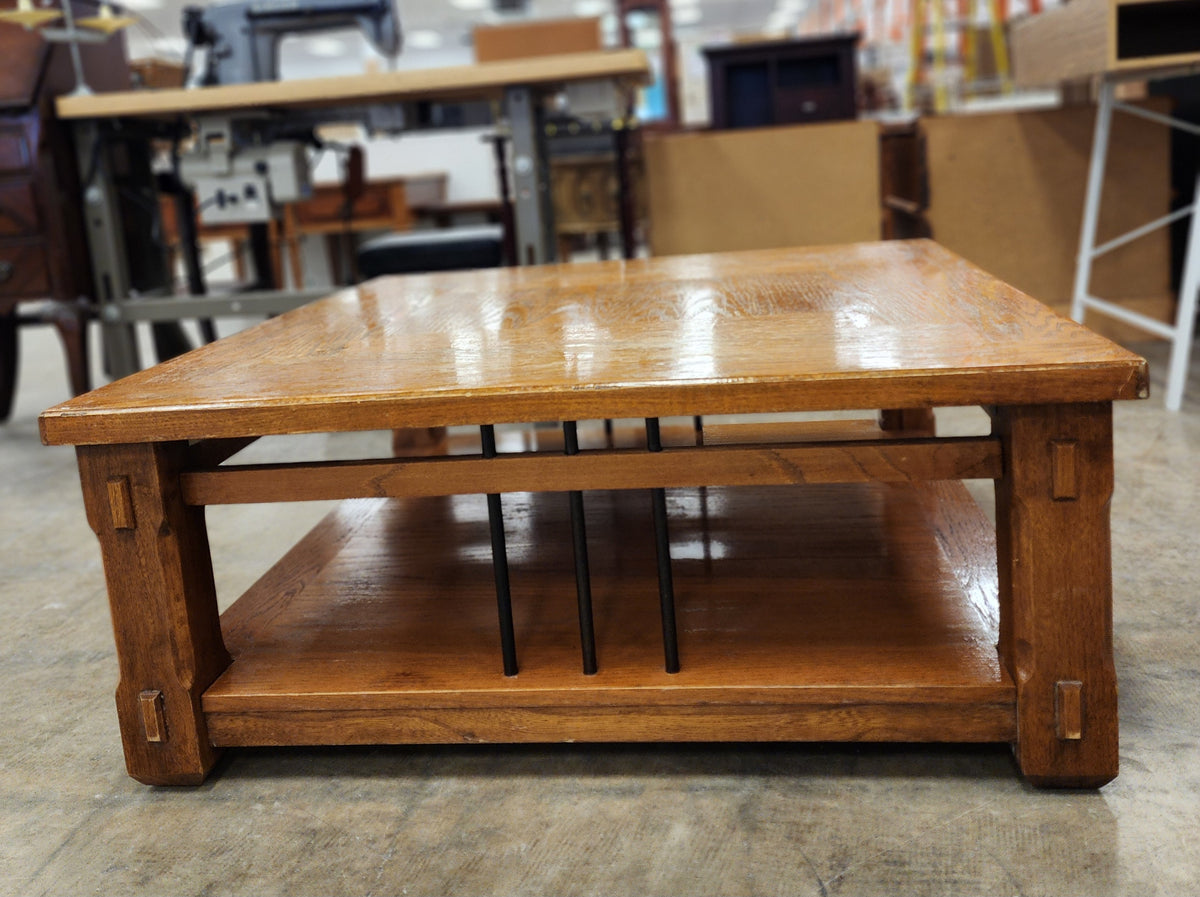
[203,479,1015,747]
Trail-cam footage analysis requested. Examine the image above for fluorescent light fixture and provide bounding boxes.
[406,29,443,49]
[450,0,489,9]
[0,0,61,29]
[672,5,702,25]
[118,0,165,9]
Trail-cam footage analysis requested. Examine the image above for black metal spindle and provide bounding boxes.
[693,414,704,446]
[564,421,598,675]
[481,424,518,676]
[645,418,680,673]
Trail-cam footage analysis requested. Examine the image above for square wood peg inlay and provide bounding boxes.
[1050,440,1079,501]
[139,689,167,743]
[107,476,136,530]
[1055,680,1084,740]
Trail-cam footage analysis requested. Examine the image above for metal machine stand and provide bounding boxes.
[1073,76,1200,411]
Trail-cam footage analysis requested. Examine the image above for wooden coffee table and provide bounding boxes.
[40,241,1148,787]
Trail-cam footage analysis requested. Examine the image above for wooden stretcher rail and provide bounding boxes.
[185,436,261,469]
[179,436,1003,506]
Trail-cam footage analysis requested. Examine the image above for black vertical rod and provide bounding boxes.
[481,424,518,676]
[247,223,276,290]
[487,131,519,267]
[564,422,598,675]
[645,418,680,673]
[614,123,638,261]
[693,414,704,446]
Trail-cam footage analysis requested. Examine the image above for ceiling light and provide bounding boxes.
[672,5,702,25]
[406,29,443,49]
[76,3,138,34]
[0,0,61,29]
[118,0,164,9]
[450,0,489,9]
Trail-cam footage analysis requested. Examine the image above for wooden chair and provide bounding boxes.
[0,10,127,419]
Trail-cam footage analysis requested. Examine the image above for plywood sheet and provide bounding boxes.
[643,120,882,257]
[473,17,601,63]
[923,102,1172,321]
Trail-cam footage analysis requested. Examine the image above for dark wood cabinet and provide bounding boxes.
[0,13,129,417]
[705,33,859,130]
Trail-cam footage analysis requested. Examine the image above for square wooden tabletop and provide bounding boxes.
[39,240,1149,446]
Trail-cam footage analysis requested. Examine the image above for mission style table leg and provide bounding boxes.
[76,441,230,785]
[993,402,1119,787]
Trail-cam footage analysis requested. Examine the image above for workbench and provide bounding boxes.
[39,240,1147,788]
[54,49,649,379]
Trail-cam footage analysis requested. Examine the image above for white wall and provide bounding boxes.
[310,127,501,203]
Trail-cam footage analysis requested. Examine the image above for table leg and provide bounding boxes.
[77,442,231,785]
[993,402,1118,788]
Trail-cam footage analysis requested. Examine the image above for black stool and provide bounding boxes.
[356,225,506,279]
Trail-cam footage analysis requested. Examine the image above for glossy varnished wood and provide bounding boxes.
[179,436,1002,506]
[203,482,1015,746]
[75,442,230,785]
[46,243,1144,788]
[993,402,1119,787]
[39,241,1148,446]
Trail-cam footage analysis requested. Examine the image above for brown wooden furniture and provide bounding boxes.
[40,240,1146,788]
[1012,0,1200,88]
[0,12,126,418]
[704,33,859,130]
[281,178,411,287]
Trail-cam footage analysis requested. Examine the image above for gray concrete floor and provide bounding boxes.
[2,321,1198,896]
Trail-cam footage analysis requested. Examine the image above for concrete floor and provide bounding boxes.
[2,321,1198,896]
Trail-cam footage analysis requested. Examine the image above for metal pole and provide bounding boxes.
[73,120,141,378]
[645,418,680,673]
[1072,80,1115,323]
[1165,166,1200,411]
[503,86,556,266]
[481,424,518,676]
[564,421,598,674]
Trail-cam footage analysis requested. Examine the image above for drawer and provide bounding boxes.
[0,181,40,236]
[0,242,51,297]
[0,126,33,174]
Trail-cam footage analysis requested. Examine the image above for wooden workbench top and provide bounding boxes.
[39,240,1149,445]
[55,49,650,120]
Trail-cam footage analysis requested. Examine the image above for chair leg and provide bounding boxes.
[49,301,91,397]
[0,309,17,421]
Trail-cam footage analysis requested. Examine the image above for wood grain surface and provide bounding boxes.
[203,481,1015,746]
[40,241,1148,446]
[56,49,650,120]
